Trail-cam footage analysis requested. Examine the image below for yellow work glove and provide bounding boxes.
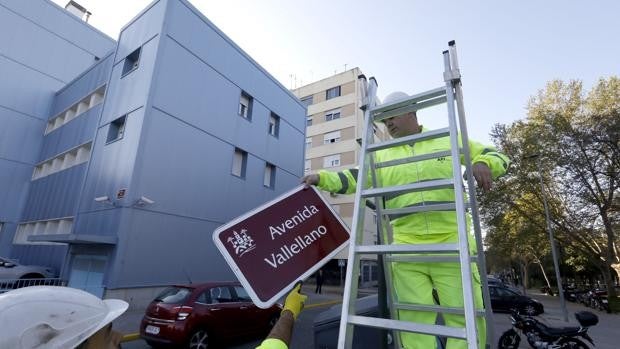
[282,282,307,320]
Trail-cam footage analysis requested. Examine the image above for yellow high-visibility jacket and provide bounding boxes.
[317,128,509,243]
[256,338,287,349]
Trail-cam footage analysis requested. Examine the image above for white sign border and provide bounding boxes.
[212,184,350,308]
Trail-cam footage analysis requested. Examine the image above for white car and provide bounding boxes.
[0,257,56,280]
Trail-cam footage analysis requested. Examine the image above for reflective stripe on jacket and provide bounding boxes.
[317,128,509,242]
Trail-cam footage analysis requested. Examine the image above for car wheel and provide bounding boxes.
[497,329,520,349]
[188,329,210,349]
[522,304,537,316]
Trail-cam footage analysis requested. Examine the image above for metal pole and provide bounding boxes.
[534,156,569,322]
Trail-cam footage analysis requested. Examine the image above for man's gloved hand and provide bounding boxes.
[300,174,319,187]
[282,282,307,320]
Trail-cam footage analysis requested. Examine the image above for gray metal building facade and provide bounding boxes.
[0,0,305,301]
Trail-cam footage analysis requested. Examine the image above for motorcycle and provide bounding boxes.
[498,309,598,349]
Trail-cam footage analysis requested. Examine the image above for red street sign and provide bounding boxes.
[213,185,350,308]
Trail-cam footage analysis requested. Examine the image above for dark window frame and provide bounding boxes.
[121,47,142,77]
[326,86,341,100]
[106,115,127,144]
[238,91,253,121]
[268,112,280,137]
[232,148,248,179]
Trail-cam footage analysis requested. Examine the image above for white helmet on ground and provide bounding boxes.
[0,286,128,349]
[382,91,409,105]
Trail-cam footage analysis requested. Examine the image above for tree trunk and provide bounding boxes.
[601,211,618,298]
[603,260,617,298]
[536,260,553,290]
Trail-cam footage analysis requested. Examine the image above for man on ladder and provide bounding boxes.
[301,90,509,348]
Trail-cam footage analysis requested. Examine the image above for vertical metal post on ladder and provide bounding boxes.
[337,77,380,349]
[443,45,479,349]
[447,40,495,347]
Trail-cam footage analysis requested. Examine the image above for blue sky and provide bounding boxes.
[52,0,619,144]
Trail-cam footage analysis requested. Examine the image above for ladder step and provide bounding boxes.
[355,243,459,254]
[393,302,487,316]
[376,150,453,169]
[374,96,448,122]
[361,179,454,199]
[367,127,450,152]
[386,255,478,263]
[370,86,447,116]
[348,315,467,339]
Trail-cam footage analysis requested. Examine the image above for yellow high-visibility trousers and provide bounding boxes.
[392,235,486,349]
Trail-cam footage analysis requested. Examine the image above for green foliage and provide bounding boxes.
[482,77,620,295]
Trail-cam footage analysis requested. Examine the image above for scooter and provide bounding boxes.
[498,309,598,349]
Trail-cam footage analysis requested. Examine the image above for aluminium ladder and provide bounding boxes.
[338,41,494,349]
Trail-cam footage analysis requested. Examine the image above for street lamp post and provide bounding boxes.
[526,153,569,322]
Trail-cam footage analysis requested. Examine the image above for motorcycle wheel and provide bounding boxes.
[558,337,590,348]
[497,329,520,349]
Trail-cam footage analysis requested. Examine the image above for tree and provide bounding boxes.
[482,77,620,300]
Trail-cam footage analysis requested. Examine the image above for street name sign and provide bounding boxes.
[213,185,350,308]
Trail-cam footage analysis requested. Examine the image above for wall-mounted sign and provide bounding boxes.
[213,185,350,308]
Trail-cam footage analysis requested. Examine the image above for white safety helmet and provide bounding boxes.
[0,286,128,349]
[382,91,410,105]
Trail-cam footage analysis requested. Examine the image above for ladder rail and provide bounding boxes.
[449,42,495,347]
[443,45,479,349]
[337,77,379,349]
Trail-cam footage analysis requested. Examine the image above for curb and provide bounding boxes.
[121,333,141,343]
[305,299,342,309]
[120,299,343,342]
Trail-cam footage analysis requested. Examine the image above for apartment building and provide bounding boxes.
[293,68,387,286]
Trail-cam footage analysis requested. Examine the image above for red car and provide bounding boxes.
[140,281,282,348]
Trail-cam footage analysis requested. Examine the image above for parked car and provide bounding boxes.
[489,285,544,315]
[0,256,56,280]
[140,282,282,348]
[486,276,523,295]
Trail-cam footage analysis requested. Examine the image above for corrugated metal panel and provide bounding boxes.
[0,108,45,165]
[21,164,87,221]
[0,161,32,221]
[40,106,100,161]
[10,244,68,274]
[0,0,114,82]
[51,54,114,116]
[167,0,305,129]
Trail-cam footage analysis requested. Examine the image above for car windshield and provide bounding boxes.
[154,287,192,304]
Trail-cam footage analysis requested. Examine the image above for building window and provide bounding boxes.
[325,109,341,122]
[232,148,247,178]
[122,47,141,76]
[304,160,311,173]
[300,95,313,107]
[323,130,341,144]
[305,137,312,149]
[45,86,105,135]
[268,113,280,137]
[306,117,313,126]
[323,154,341,168]
[326,86,341,100]
[107,115,127,143]
[264,163,276,188]
[239,92,253,120]
[13,217,73,245]
[32,142,92,180]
